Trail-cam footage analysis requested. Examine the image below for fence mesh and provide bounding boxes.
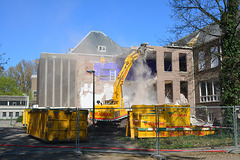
[1,106,240,159]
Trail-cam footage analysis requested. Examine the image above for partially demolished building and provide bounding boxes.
[37,30,195,110]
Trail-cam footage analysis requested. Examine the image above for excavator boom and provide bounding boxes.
[112,43,148,104]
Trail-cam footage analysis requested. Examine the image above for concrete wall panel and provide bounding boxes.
[54,58,61,107]
[47,58,53,106]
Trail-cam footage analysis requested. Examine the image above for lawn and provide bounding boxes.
[117,130,236,149]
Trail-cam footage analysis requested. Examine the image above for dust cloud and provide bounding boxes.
[123,56,157,107]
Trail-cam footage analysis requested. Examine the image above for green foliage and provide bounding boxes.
[218,1,240,125]
[219,1,240,106]
[16,116,23,122]
[222,108,234,127]
[5,59,38,94]
[0,76,24,96]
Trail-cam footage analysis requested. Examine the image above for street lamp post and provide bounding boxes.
[87,70,95,138]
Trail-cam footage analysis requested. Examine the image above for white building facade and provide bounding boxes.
[0,96,29,119]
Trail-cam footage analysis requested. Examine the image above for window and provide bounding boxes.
[214,80,220,95]
[110,70,116,81]
[208,112,213,122]
[0,101,7,105]
[210,46,219,68]
[9,112,13,117]
[198,51,205,71]
[165,81,173,103]
[15,112,19,117]
[164,52,172,71]
[180,81,188,103]
[22,101,26,105]
[179,53,187,72]
[100,69,116,81]
[100,69,109,81]
[2,112,6,117]
[9,101,18,105]
[33,91,37,98]
[97,45,106,52]
[199,80,220,103]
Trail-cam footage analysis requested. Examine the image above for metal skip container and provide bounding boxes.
[27,109,88,142]
[126,105,215,138]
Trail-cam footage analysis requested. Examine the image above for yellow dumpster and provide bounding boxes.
[126,105,214,138]
[27,109,88,142]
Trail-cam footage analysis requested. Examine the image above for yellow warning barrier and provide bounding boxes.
[23,109,31,126]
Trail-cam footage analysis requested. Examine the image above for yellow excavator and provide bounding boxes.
[90,43,148,121]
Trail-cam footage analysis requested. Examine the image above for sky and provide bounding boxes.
[0,0,175,69]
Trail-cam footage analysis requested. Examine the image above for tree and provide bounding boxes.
[5,59,38,94]
[0,76,23,96]
[169,0,240,126]
[0,46,10,75]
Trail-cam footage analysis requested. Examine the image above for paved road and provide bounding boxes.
[1,125,240,159]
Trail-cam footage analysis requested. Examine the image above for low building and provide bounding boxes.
[0,96,29,119]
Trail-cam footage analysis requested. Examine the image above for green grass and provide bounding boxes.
[117,130,236,149]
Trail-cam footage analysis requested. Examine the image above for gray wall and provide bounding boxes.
[38,53,77,107]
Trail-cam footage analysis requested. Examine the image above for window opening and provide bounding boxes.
[100,69,109,81]
[180,81,188,103]
[198,51,205,71]
[110,70,116,81]
[100,69,116,81]
[210,46,219,68]
[0,101,7,105]
[3,112,6,117]
[164,52,172,71]
[9,101,19,105]
[179,53,187,72]
[98,45,106,52]
[165,80,173,103]
[33,91,37,98]
[15,112,19,117]
[208,112,213,122]
[9,112,13,117]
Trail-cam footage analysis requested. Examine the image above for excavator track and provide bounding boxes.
[88,118,127,138]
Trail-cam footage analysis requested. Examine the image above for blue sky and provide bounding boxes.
[0,0,174,69]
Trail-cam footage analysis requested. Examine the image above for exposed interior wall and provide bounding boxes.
[80,83,113,108]
[76,54,117,108]
[120,50,158,106]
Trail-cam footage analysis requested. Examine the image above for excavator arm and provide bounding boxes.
[111,43,148,105]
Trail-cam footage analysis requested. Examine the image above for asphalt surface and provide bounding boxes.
[1,122,240,159]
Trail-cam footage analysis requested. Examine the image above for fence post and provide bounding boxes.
[155,105,158,155]
[10,115,12,126]
[153,106,166,160]
[74,108,82,156]
[233,106,238,151]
